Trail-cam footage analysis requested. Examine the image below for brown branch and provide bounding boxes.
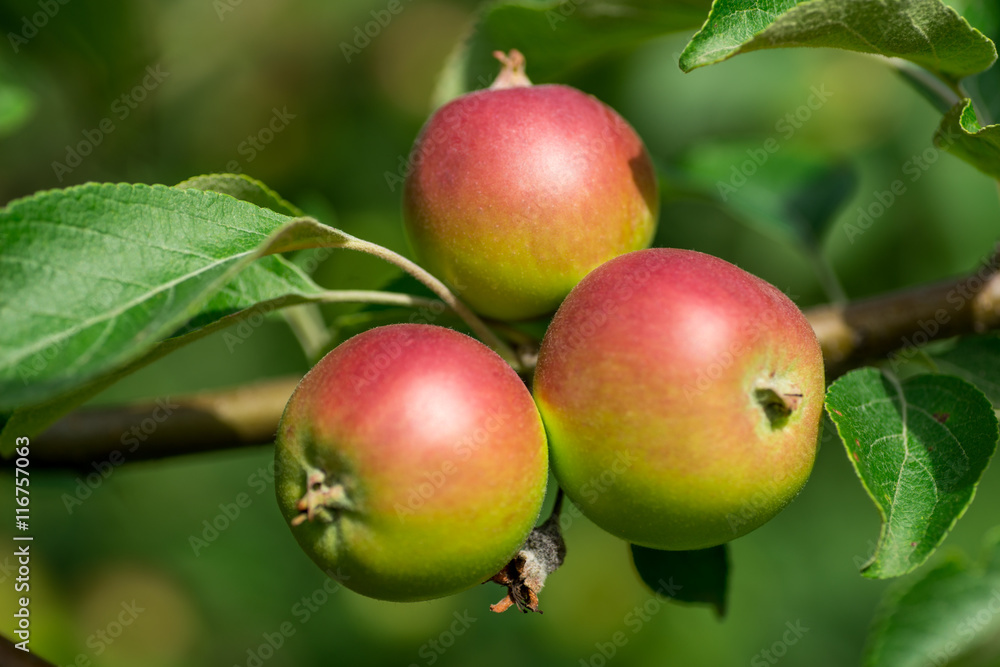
[807,257,1000,376]
[0,635,58,667]
[24,378,299,469]
[14,259,1000,468]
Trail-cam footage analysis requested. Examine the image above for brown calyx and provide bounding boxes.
[291,469,352,526]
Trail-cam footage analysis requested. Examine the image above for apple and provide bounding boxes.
[403,50,659,321]
[275,323,548,601]
[532,248,824,550]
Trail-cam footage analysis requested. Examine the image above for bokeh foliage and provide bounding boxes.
[3,0,1000,665]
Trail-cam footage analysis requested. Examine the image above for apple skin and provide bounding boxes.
[532,249,824,551]
[403,83,659,321]
[275,324,548,601]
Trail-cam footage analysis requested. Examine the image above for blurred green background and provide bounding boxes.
[1,0,1000,665]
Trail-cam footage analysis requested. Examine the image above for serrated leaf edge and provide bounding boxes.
[825,367,999,579]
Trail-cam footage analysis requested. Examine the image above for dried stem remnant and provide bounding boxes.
[489,490,566,613]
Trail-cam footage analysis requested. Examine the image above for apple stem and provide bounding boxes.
[281,304,331,362]
[488,487,567,613]
[339,238,523,372]
[489,49,532,89]
[548,487,565,522]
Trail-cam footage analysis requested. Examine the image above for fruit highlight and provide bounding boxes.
[275,324,548,601]
[403,50,659,320]
[533,248,825,550]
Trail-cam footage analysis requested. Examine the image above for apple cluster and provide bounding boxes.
[274,51,824,608]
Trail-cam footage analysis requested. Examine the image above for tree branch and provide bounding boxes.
[0,635,58,667]
[24,378,299,469]
[808,257,1000,376]
[14,259,1000,468]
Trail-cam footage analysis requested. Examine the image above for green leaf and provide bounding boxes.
[435,0,713,104]
[679,0,997,84]
[0,183,350,413]
[923,334,1000,407]
[684,146,856,252]
[0,293,312,457]
[629,543,729,617]
[682,146,854,300]
[172,175,319,331]
[863,531,1000,667]
[962,1,1000,125]
[176,173,304,217]
[171,255,321,334]
[0,284,439,458]
[825,368,999,578]
[175,174,332,358]
[936,99,1000,181]
[171,174,316,328]
[330,273,458,344]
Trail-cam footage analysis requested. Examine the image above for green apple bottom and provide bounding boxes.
[273,248,825,603]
